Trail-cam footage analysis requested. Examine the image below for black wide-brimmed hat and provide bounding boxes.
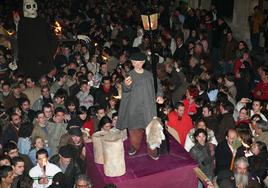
[130,52,146,61]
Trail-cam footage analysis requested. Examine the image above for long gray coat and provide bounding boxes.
[117,69,163,130]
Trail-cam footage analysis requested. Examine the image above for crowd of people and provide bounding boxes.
[0,0,268,187]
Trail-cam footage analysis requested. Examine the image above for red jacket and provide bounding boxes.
[167,111,193,146]
[183,99,197,115]
[252,80,268,100]
[82,118,95,136]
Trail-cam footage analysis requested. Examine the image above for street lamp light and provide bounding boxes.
[141,13,158,31]
[141,12,158,93]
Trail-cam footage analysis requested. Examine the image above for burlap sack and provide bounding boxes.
[110,128,128,141]
[102,133,126,177]
[92,131,108,164]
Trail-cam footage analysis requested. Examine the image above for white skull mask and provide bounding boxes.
[23,0,38,18]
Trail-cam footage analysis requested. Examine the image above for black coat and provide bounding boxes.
[94,86,118,109]
[190,143,213,178]
[3,125,18,145]
[172,45,188,66]
[215,113,235,143]
[215,140,233,175]
[49,155,82,188]
[204,115,219,135]
[249,152,268,181]
[18,17,57,79]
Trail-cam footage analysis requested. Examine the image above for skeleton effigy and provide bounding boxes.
[3,0,90,78]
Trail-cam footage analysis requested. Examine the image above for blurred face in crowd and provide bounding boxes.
[19,83,26,91]
[1,170,14,185]
[112,116,118,127]
[39,77,48,87]
[6,148,19,159]
[81,46,88,54]
[251,142,260,156]
[54,111,65,123]
[13,87,22,96]
[43,107,52,119]
[67,103,76,112]
[226,130,237,145]
[2,84,10,96]
[102,122,111,132]
[35,138,45,149]
[177,105,185,118]
[234,161,249,187]
[194,44,203,55]
[11,114,21,127]
[80,83,90,93]
[13,161,25,176]
[238,42,246,50]
[132,60,145,72]
[41,87,50,98]
[79,112,87,121]
[75,43,82,52]
[54,96,64,104]
[100,63,108,74]
[195,132,206,146]
[59,155,71,167]
[97,109,105,119]
[37,154,48,168]
[87,72,94,81]
[60,75,67,84]
[21,101,30,111]
[227,33,233,42]
[202,107,211,117]
[63,47,71,56]
[189,57,197,68]
[75,179,91,188]
[36,113,45,126]
[102,79,111,90]
[252,101,262,113]
[196,121,206,130]
[80,66,87,75]
[26,78,35,88]
[239,109,248,120]
[108,98,116,108]
[71,135,82,145]
[165,63,173,73]
[176,37,183,46]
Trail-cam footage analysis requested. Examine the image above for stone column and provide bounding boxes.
[229,0,259,47]
[200,0,211,10]
[188,0,199,9]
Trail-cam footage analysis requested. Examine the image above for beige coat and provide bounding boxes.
[24,87,41,107]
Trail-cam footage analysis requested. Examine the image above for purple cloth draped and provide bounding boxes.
[86,134,198,188]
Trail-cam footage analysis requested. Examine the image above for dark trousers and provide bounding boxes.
[251,32,260,50]
[129,128,157,157]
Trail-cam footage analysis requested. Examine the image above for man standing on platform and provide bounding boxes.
[117,52,164,160]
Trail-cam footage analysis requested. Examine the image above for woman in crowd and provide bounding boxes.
[185,118,217,152]
[98,116,112,132]
[235,129,253,159]
[249,141,268,184]
[28,136,51,165]
[190,128,214,188]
